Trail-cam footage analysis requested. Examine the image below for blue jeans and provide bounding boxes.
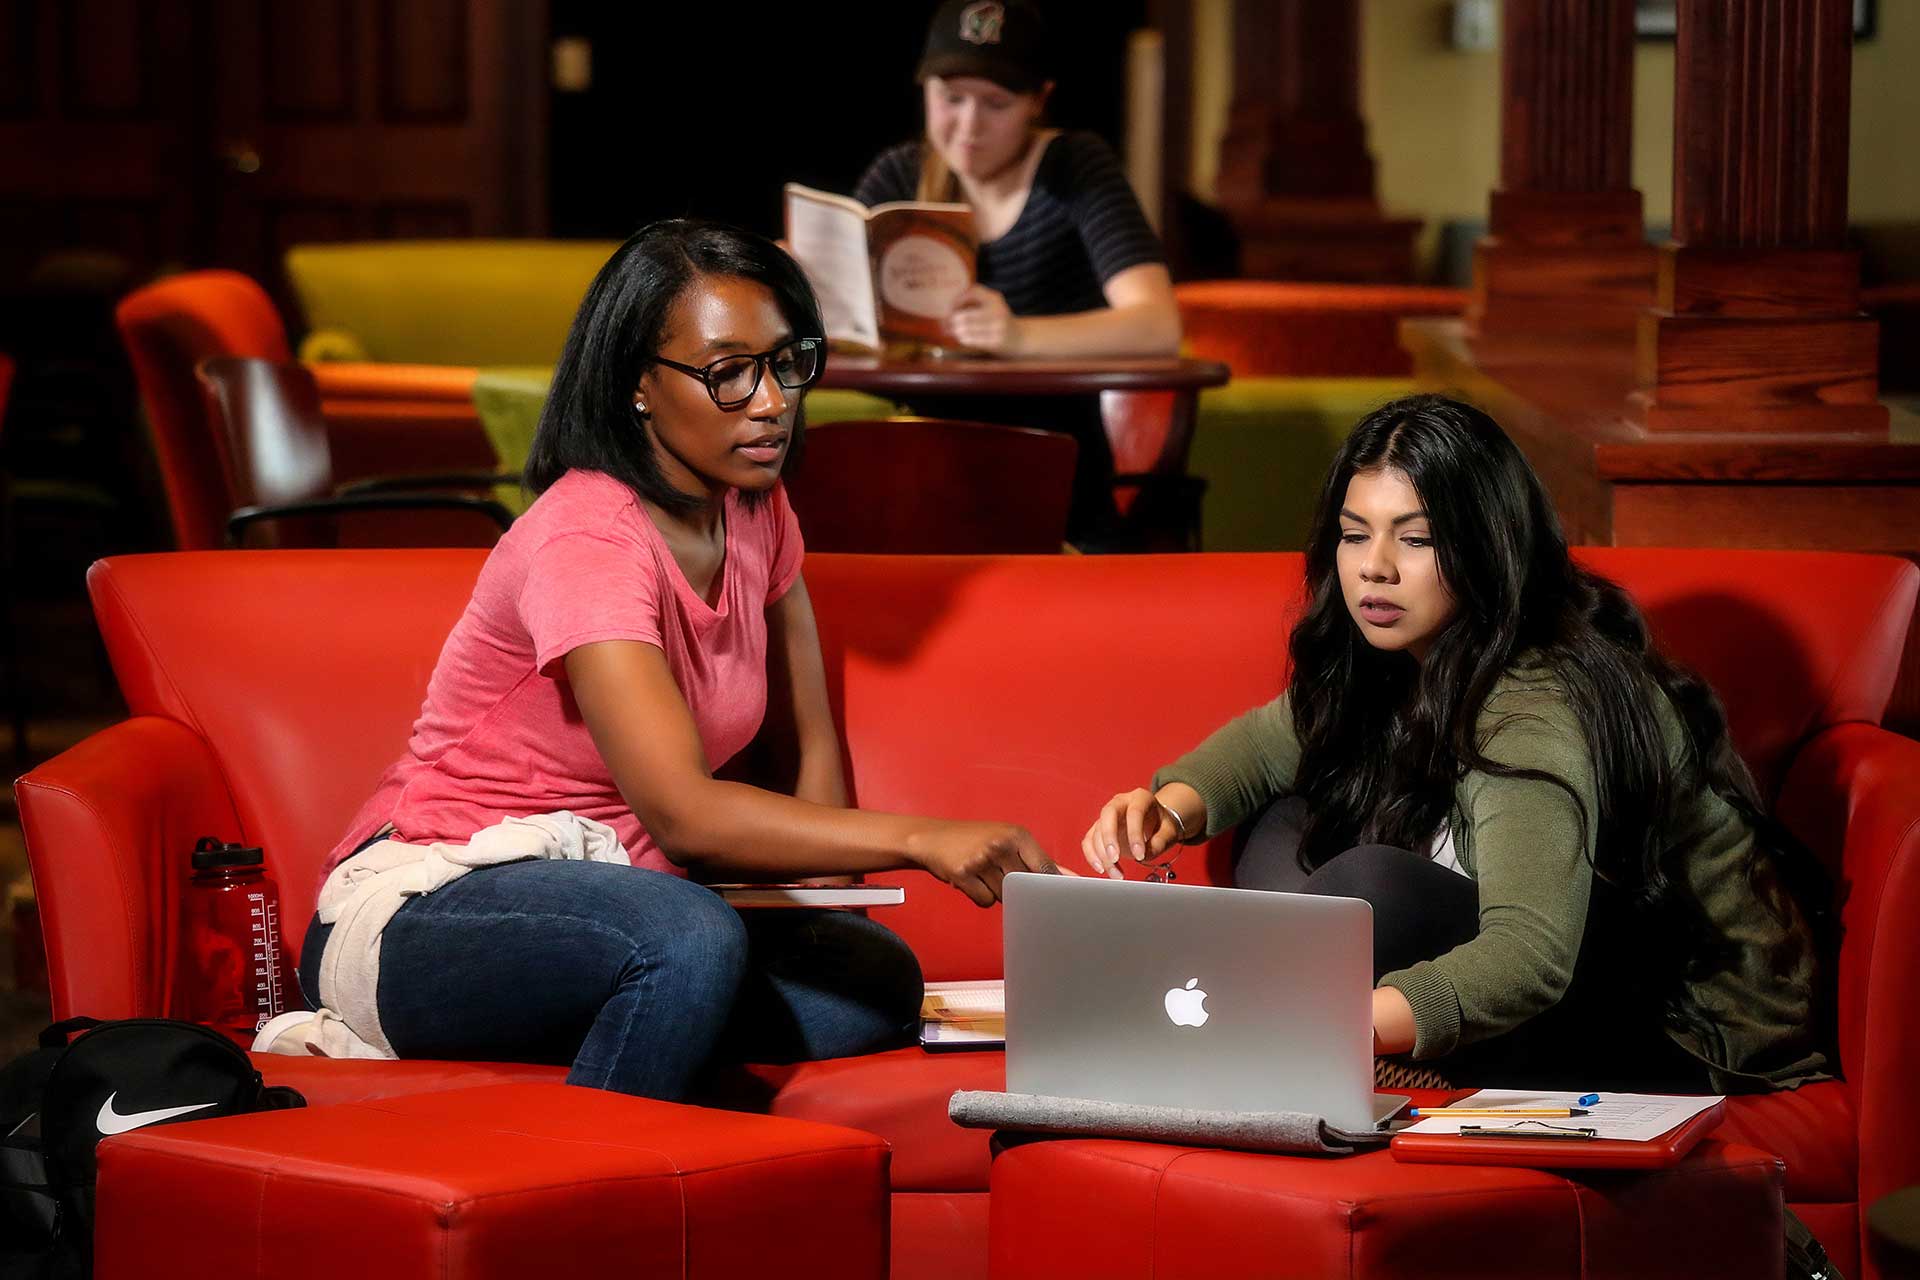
[297,859,923,1101]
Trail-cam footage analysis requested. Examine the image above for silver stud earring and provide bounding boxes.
[633,401,648,418]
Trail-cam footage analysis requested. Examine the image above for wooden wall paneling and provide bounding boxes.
[1631,0,1885,435]
[260,200,360,257]
[1471,0,1655,336]
[0,0,35,117]
[381,0,468,123]
[59,0,157,119]
[0,0,200,285]
[207,0,548,305]
[54,197,167,270]
[500,0,547,238]
[262,0,357,123]
[376,202,473,240]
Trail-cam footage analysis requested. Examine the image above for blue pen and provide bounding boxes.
[1577,1093,1601,1107]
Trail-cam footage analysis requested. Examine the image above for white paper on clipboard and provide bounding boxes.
[1403,1089,1722,1140]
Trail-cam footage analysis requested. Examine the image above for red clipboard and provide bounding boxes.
[1389,1100,1725,1169]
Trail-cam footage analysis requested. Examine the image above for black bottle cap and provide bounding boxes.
[191,836,264,871]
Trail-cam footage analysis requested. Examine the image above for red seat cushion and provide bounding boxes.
[708,1047,1008,1192]
[989,1137,1785,1280]
[96,1083,890,1280]
[252,1051,566,1106]
[1720,1081,1858,1204]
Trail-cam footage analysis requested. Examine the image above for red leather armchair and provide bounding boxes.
[16,548,1919,1279]
[115,271,498,550]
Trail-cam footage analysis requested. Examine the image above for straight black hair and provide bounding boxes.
[1288,394,1830,1043]
[525,218,824,517]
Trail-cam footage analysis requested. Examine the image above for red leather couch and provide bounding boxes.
[15,548,1919,1279]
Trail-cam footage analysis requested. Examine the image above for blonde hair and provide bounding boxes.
[915,140,960,204]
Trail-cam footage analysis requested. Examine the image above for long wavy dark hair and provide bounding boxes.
[1288,395,1828,1037]
[525,218,823,517]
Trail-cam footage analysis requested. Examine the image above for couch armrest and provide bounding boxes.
[1776,722,1920,1207]
[13,718,241,1022]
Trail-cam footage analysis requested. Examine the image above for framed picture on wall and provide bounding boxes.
[1634,1,1875,40]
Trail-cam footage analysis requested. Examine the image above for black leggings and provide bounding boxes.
[1236,799,1713,1092]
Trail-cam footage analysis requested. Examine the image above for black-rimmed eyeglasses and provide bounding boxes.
[652,337,824,411]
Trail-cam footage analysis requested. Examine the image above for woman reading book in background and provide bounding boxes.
[1083,395,1831,1095]
[853,0,1180,544]
[271,220,1062,1102]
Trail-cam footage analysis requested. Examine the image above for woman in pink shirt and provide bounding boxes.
[296,221,1059,1100]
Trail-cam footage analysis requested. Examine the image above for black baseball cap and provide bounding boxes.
[916,0,1051,94]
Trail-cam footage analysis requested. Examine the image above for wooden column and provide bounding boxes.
[1631,0,1886,434]
[1470,0,1656,336]
[1213,0,1419,282]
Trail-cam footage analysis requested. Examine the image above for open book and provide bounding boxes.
[783,183,977,352]
[920,978,1005,1051]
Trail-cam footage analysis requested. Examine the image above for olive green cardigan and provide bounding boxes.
[1154,670,1827,1092]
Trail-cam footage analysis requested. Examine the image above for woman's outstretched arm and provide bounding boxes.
[565,628,1060,905]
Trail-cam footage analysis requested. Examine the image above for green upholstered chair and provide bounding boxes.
[286,240,622,367]
[1173,281,1468,551]
[1186,377,1415,551]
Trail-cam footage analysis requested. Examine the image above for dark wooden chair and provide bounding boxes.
[195,356,515,548]
[784,417,1076,554]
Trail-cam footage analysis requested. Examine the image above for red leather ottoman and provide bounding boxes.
[989,1137,1785,1279]
[93,1083,890,1279]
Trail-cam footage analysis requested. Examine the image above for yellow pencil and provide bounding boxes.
[1406,1107,1592,1118]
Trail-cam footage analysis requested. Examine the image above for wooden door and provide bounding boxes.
[0,0,203,285]
[205,0,548,308]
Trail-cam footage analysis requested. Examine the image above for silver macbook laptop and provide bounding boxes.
[1003,872,1407,1132]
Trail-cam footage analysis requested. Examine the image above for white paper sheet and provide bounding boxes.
[1402,1089,1722,1141]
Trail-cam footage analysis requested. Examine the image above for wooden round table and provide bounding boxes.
[817,354,1231,474]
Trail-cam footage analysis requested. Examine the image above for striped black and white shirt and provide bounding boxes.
[853,130,1165,318]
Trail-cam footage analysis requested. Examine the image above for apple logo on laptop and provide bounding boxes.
[1164,977,1210,1027]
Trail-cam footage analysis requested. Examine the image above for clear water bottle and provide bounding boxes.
[173,837,287,1045]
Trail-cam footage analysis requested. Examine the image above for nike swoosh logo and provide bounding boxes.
[95,1093,219,1136]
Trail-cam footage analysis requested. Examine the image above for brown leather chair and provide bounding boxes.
[195,356,513,548]
[783,417,1075,554]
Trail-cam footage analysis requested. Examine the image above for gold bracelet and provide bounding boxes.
[1156,797,1190,843]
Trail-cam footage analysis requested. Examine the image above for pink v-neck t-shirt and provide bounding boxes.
[322,469,805,885]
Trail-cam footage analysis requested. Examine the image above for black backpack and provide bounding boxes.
[0,1017,305,1279]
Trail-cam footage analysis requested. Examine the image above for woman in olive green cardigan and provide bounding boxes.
[1084,396,1827,1093]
